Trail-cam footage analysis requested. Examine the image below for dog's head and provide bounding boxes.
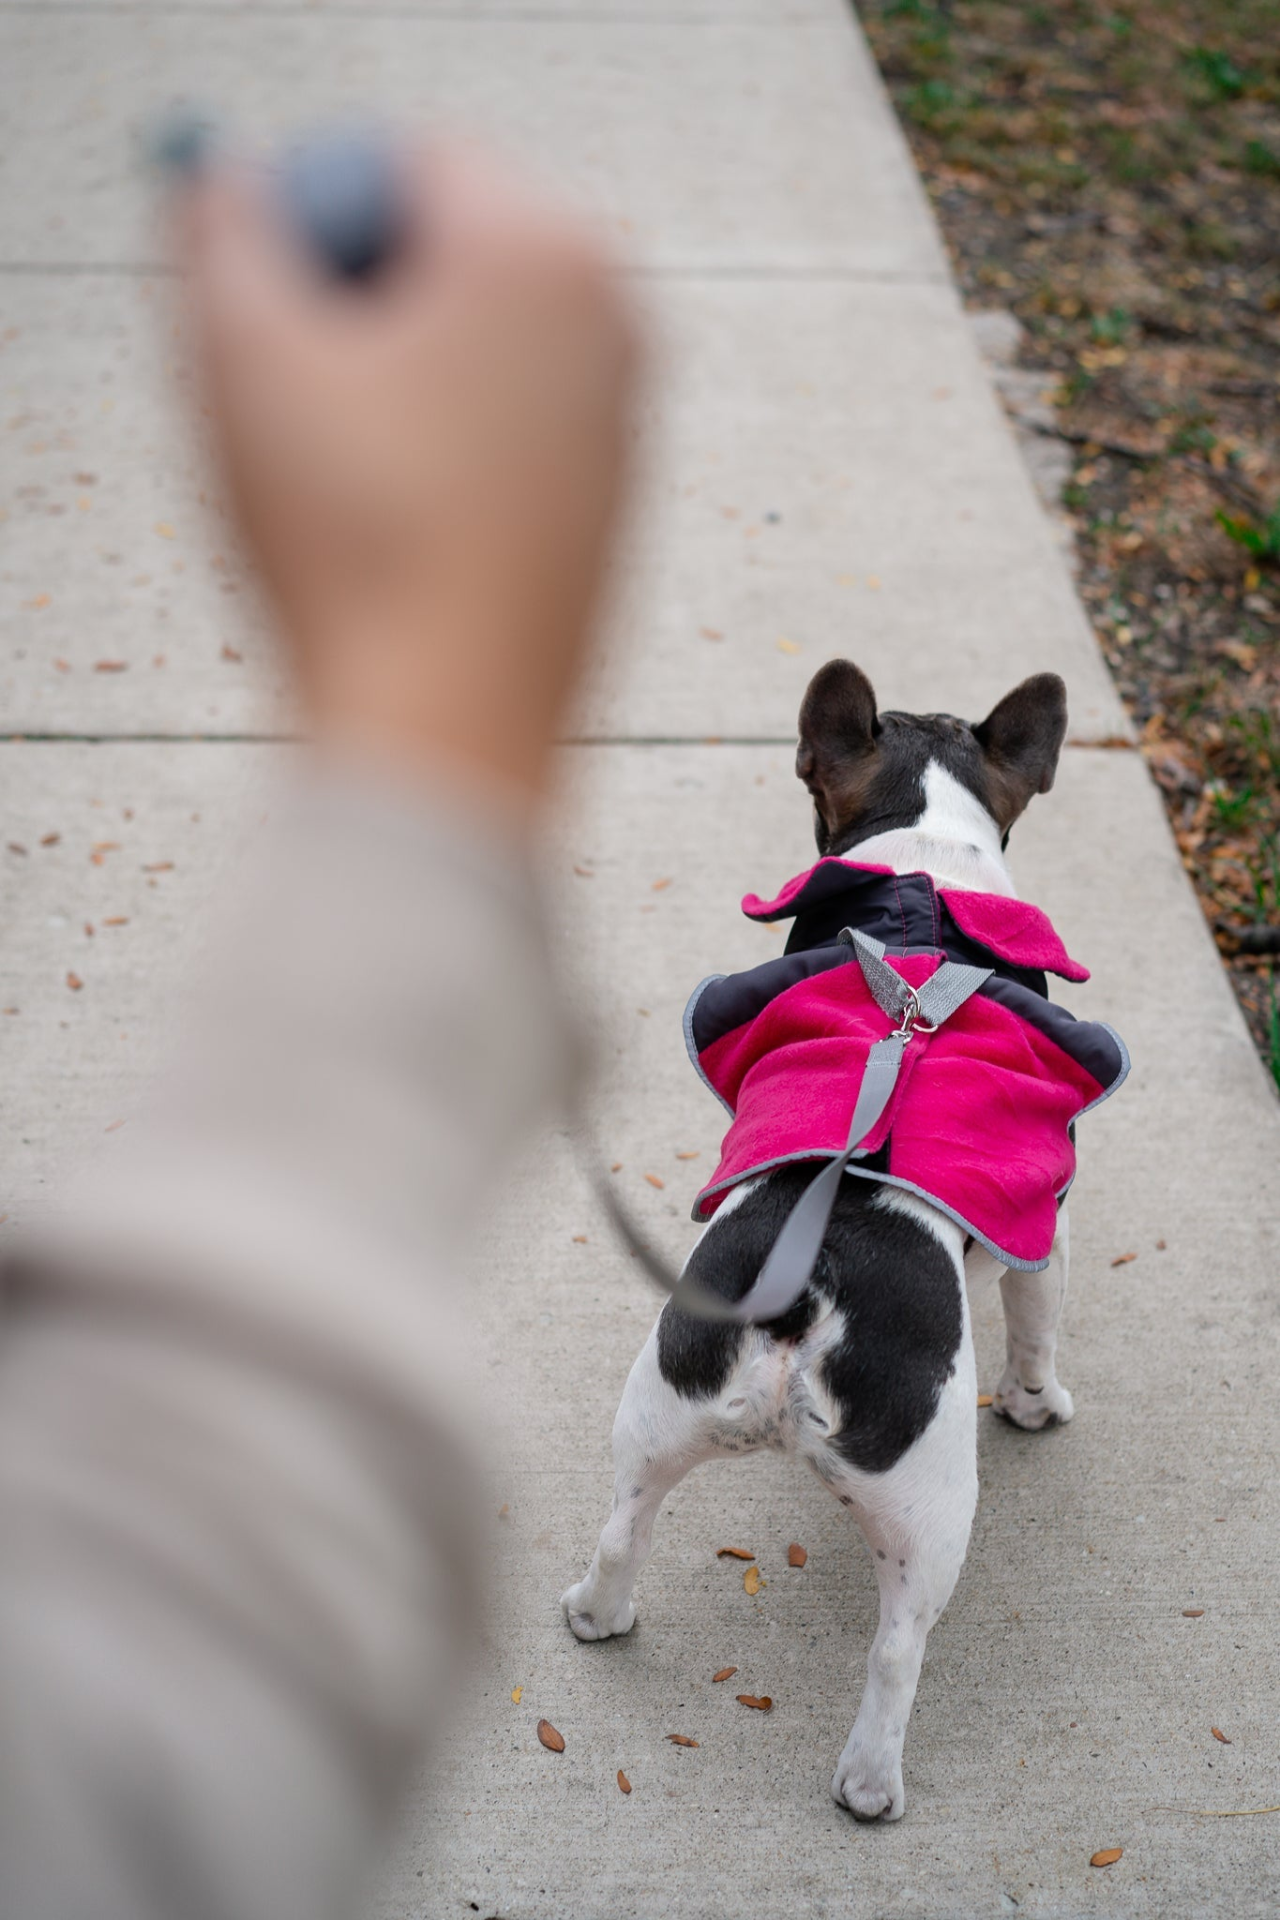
[796,661,1068,857]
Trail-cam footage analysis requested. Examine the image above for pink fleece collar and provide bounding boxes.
[741,858,1090,983]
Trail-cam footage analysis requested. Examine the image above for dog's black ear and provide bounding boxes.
[973,673,1068,830]
[796,660,880,849]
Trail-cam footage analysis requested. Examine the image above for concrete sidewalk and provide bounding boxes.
[2,4,1278,1918]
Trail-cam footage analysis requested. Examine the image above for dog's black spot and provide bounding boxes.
[658,1172,962,1475]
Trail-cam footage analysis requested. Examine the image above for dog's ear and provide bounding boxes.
[973,673,1068,831]
[796,660,881,849]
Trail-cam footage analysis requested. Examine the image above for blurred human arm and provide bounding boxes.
[0,145,636,1920]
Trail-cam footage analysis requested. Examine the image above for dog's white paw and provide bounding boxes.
[992,1371,1074,1430]
[560,1579,637,1642]
[831,1739,905,1823]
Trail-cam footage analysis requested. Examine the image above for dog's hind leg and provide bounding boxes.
[992,1208,1074,1430]
[827,1315,978,1823]
[561,1321,727,1641]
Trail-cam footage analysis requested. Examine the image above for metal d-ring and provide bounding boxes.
[894,984,939,1039]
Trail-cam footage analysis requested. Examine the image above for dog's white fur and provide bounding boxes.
[561,756,1074,1821]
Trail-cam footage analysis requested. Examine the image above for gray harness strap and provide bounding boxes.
[698,932,992,1324]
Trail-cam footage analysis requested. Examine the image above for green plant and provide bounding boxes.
[1216,503,1280,564]
[1243,138,1280,176]
[1183,46,1249,101]
[1266,969,1280,1095]
[1090,305,1132,343]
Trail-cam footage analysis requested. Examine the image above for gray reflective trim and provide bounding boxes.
[682,974,735,1117]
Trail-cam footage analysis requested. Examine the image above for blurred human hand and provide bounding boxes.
[181,142,638,804]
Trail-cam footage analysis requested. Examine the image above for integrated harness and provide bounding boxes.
[680,858,1129,1324]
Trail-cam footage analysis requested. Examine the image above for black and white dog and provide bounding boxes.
[562,661,1099,1823]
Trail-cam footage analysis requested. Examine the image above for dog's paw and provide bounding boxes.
[560,1579,637,1642]
[992,1371,1074,1431]
[831,1741,906,1823]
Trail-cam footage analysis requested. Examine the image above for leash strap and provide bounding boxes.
[583,932,991,1324]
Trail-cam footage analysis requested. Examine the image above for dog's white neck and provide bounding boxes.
[845,761,1017,898]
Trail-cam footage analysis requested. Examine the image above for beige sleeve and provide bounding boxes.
[0,763,574,1920]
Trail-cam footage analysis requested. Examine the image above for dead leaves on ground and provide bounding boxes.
[536,1719,565,1753]
[716,1546,754,1561]
[616,1769,632,1793]
[736,1694,773,1712]
[711,1667,738,1684]
[1111,1250,1138,1267]
[1090,1847,1123,1868]
[787,1543,808,1568]
[666,1733,698,1748]
[743,1564,765,1596]
[1212,1727,1232,1744]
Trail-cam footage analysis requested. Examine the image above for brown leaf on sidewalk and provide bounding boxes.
[977,1393,994,1408]
[711,1667,738,1683]
[787,1543,807,1568]
[1212,1727,1232,1744]
[1183,1608,1205,1618]
[39,833,60,847]
[536,1720,565,1753]
[676,1150,700,1161]
[1090,1848,1123,1868]
[93,660,128,672]
[666,1734,699,1747]
[743,1565,765,1596]
[617,1769,632,1793]
[1110,1251,1138,1267]
[716,1547,754,1561]
[65,972,83,991]
[644,1173,665,1190]
[651,878,672,892]
[737,1695,773,1711]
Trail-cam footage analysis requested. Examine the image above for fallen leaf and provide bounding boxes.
[92,842,120,854]
[1156,1238,1167,1250]
[66,972,83,991]
[711,1667,738,1684]
[537,1720,565,1753]
[651,877,672,892]
[1183,1608,1205,1618]
[220,643,242,663]
[573,865,594,878]
[93,660,128,673]
[511,1687,522,1704]
[7,843,28,856]
[610,1161,623,1173]
[644,1173,665,1190]
[103,916,129,926]
[53,658,70,673]
[1111,1251,1137,1267]
[787,1543,807,1568]
[154,521,176,539]
[716,1547,755,1561]
[700,626,723,640]
[977,1393,994,1408]
[24,593,50,610]
[866,575,882,590]
[1212,1727,1232,1744]
[572,1234,588,1244]
[666,1734,698,1748]
[776,637,800,654]
[39,832,60,846]
[104,1120,125,1133]
[497,1503,509,1520]
[743,1565,765,1597]
[1090,1848,1123,1868]
[143,862,174,873]
[84,922,94,937]
[737,1695,773,1711]
[675,1150,700,1161]
[617,1769,632,1793]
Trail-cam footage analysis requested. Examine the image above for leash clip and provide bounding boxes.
[893,984,939,1039]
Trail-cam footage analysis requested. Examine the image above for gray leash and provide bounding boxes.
[586,930,990,1324]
